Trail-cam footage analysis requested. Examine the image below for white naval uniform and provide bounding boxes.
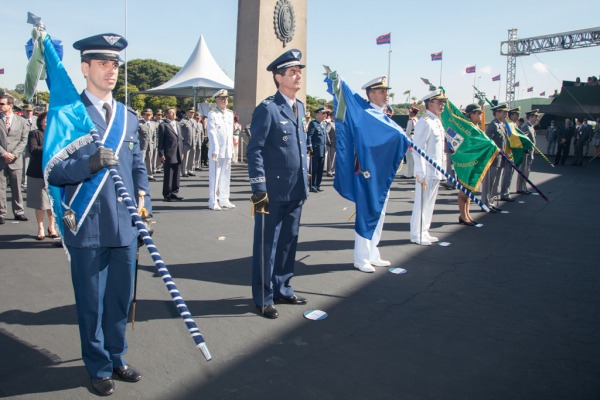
[410,109,444,241]
[207,107,234,208]
[354,102,389,266]
[405,116,418,177]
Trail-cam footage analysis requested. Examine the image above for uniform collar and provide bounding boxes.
[369,102,385,113]
[425,110,439,120]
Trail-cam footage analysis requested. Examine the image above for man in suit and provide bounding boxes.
[247,49,309,319]
[47,33,151,396]
[307,107,329,192]
[482,103,510,212]
[179,108,197,177]
[555,118,575,166]
[572,118,592,166]
[158,107,184,201]
[0,93,29,224]
[207,90,235,210]
[410,89,447,246]
[517,109,539,194]
[138,108,156,181]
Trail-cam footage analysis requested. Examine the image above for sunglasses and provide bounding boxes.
[0,103,6,106]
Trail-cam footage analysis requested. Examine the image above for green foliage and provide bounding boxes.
[14,84,25,95]
[114,59,181,110]
[305,95,332,116]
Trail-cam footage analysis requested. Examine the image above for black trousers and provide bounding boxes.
[310,156,325,189]
[554,140,571,165]
[163,162,181,198]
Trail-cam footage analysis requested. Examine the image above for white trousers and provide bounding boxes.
[410,177,440,240]
[406,147,414,177]
[354,194,389,265]
[208,157,232,207]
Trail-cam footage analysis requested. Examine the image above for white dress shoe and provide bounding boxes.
[219,201,236,209]
[426,234,439,243]
[354,262,376,273]
[370,259,391,267]
[209,204,222,211]
[411,238,432,246]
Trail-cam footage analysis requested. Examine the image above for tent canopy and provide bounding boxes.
[136,34,233,98]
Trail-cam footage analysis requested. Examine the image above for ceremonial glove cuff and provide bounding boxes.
[251,191,269,214]
[89,147,119,174]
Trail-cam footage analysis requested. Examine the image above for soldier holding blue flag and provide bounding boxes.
[47,33,151,396]
[352,76,394,272]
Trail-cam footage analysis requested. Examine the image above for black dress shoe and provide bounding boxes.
[91,377,115,396]
[458,217,477,226]
[316,187,324,192]
[163,197,172,202]
[277,294,308,305]
[309,188,318,193]
[500,197,515,202]
[148,176,156,181]
[0,216,5,224]
[15,214,29,221]
[113,365,142,382]
[171,195,184,201]
[516,190,527,195]
[257,304,279,319]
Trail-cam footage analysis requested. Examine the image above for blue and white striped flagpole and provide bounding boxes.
[90,131,212,361]
[410,142,490,212]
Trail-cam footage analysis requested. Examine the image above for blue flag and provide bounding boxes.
[325,71,410,240]
[38,33,96,236]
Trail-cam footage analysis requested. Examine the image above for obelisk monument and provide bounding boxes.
[234,0,307,131]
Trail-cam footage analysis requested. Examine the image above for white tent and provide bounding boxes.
[137,35,234,101]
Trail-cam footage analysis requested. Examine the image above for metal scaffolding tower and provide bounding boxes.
[500,26,600,104]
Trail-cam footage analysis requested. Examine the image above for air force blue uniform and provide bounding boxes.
[247,91,308,307]
[306,119,327,190]
[48,91,151,379]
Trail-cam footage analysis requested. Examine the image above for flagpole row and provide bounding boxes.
[90,132,212,361]
[410,142,490,212]
[498,151,549,201]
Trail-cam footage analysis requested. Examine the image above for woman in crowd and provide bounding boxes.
[26,112,60,240]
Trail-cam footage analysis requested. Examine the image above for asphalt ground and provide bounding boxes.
[1,154,599,400]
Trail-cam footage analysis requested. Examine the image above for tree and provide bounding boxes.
[14,84,25,94]
[114,59,181,108]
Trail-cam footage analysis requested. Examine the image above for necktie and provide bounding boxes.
[292,102,298,120]
[103,102,112,125]
[5,117,10,132]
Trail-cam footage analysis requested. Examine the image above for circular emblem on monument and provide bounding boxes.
[274,0,295,45]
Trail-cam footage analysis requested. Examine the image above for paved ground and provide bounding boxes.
[1,155,599,400]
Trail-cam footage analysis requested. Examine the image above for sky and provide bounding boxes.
[2,0,600,109]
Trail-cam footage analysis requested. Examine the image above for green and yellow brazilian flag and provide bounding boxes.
[505,122,534,167]
[440,100,499,192]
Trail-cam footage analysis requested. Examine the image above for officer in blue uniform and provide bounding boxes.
[48,33,151,396]
[247,49,309,319]
[307,107,329,192]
